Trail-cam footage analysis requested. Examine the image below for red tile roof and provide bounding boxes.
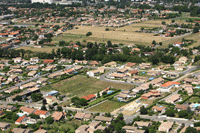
[161,81,180,87]
[34,110,48,115]
[15,115,26,123]
[43,59,54,64]
[81,94,96,101]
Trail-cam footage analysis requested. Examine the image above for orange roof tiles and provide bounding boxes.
[161,81,180,87]
[81,94,96,101]
[15,115,26,123]
[34,110,48,115]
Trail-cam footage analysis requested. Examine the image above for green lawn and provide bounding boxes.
[41,75,133,98]
[88,99,127,113]
[187,96,200,103]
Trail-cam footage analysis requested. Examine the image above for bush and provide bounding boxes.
[105,28,109,31]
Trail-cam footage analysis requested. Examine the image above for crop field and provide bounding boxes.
[52,19,189,46]
[41,75,133,97]
[16,46,60,53]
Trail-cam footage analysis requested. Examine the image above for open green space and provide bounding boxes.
[88,99,127,112]
[41,75,133,98]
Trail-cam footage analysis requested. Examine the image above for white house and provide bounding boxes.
[87,70,100,77]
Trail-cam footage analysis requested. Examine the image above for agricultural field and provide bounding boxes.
[41,75,133,98]
[16,46,61,53]
[88,99,127,113]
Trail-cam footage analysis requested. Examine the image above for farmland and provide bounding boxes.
[16,46,60,53]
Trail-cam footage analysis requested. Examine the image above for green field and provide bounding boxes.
[88,99,127,113]
[187,96,200,103]
[41,75,133,98]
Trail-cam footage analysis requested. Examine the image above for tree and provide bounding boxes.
[172,20,175,23]
[57,106,63,111]
[141,27,144,31]
[161,21,166,25]
[185,126,199,133]
[178,110,188,118]
[97,91,100,98]
[41,104,47,111]
[14,96,22,101]
[105,28,109,31]
[59,41,66,46]
[45,117,54,124]
[159,42,162,46]
[56,48,61,58]
[149,84,153,90]
[193,26,199,33]
[152,40,156,44]
[140,106,148,114]
[86,32,92,36]
[165,109,175,117]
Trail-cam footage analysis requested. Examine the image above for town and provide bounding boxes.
[0,0,200,133]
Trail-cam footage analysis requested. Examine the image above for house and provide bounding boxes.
[87,70,100,77]
[139,63,151,69]
[46,90,58,96]
[117,68,128,74]
[132,48,140,52]
[184,78,199,85]
[12,128,33,133]
[81,94,96,101]
[160,81,181,89]
[37,78,48,84]
[48,72,63,78]
[144,52,154,56]
[97,67,105,73]
[42,65,56,71]
[34,129,47,133]
[20,106,36,115]
[0,105,16,111]
[173,61,184,67]
[141,90,161,99]
[89,61,99,66]
[0,111,5,116]
[43,59,54,64]
[165,71,179,78]
[0,59,11,64]
[7,69,23,75]
[104,61,117,67]
[28,71,37,77]
[58,58,72,64]
[195,107,200,115]
[147,70,161,76]
[175,104,189,112]
[94,116,113,124]
[132,76,148,82]
[158,122,173,132]
[64,69,75,74]
[0,64,5,69]
[173,42,183,47]
[15,115,27,125]
[165,94,181,104]
[46,96,57,105]
[179,56,188,64]
[20,82,37,90]
[75,125,89,133]
[150,77,165,87]
[110,73,127,79]
[117,93,129,102]
[134,121,151,128]
[122,126,137,133]
[30,57,40,63]
[26,65,40,71]
[192,49,199,55]
[73,66,83,71]
[74,113,92,121]
[125,62,136,69]
[5,87,19,93]
[13,57,22,63]
[51,111,65,121]
[34,110,50,118]
[175,66,186,71]
[10,65,20,69]
[7,75,19,82]
[127,70,138,76]
[152,106,166,113]
[0,122,10,131]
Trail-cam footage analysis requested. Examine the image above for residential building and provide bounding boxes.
[20,82,37,90]
[0,122,10,131]
[160,81,181,89]
[125,62,136,69]
[110,72,127,79]
[0,105,16,111]
[43,59,54,64]
[152,106,166,113]
[165,94,181,104]
[30,57,40,63]
[94,116,113,124]
[28,71,37,76]
[147,70,161,76]
[89,61,99,66]
[133,121,151,128]
[7,75,19,82]
[139,63,151,69]
[104,61,117,67]
[175,104,189,112]
[179,56,188,64]
[26,65,40,71]
[87,70,100,77]
[158,122,173,132]
[37,78,48,84]
[13,57,22,63]
[51,111,65,121]
[97,67,105,73]
[34,110,50,118]
[46,96,57,105]
[15,115,27,125]
[12,128,32,133]
[81,94,96,101]
[20,106,36,115]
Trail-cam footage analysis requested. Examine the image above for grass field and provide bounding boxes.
[41,75,133,97]
[187,96,200,103]
[16,46,61,53]
[88,99,127,112]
